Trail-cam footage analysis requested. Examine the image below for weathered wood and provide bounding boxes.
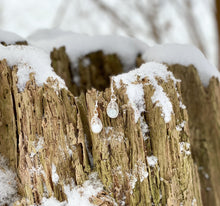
[0,59,115,205]
[12,72,90,204]
[51,49,123,96]
[1,44,219,206]
[50,46,77,95]
[0,60,17,169]
[169,65,220,206]
[85,75,202,206]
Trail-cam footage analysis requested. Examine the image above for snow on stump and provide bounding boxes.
[0,30,220,206]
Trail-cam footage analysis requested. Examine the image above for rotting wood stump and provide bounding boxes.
[169,65,220,206]
[51,46,220,206]
[0,42,219,206]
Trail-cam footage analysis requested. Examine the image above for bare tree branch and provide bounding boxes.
[171,0,207,56]
[92,0,135,37]
[135,1,162,43]
[93,0,164,44]
[52,0,72,28]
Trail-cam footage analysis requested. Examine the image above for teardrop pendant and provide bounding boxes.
[91,116,103,134]
[107,100,119,118]
[91,100,102,134]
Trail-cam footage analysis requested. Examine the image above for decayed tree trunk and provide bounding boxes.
[51,47,123,96]
[0,42,219,206]
[52,47,220,205]
[169,65,220,206]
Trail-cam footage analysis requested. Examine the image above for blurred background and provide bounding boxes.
[0,0,219,69]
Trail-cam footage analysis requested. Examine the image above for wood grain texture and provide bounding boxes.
[1,45,219,205]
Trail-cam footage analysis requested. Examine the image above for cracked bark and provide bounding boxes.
[169,65,220,206]
[0,45,219,206]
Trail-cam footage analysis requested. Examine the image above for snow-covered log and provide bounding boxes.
[0,31,220,206]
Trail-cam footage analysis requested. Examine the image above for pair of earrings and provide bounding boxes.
[91,78,119,134]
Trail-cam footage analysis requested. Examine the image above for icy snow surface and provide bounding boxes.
[113,62,175,123]
[28,29,148,70]
[0,29,24,44]
[143,44,220,86]
[41,173,103,206]
[0,44,66,91]
[0,156,18,205]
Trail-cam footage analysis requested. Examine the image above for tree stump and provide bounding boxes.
[0,40,219,206]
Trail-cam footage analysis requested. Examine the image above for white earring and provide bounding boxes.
[91,100,103,134]
[107,78,119,119]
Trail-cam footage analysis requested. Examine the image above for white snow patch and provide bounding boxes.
[204,172,209,179]
[30,165,43,176]
[35,137,44,151]
[0,156,18,205]
[0,44,66,91]
[206,187,212,191]
[137,161,149,182]
[128,160,148,194]
[41,172,103,206]
[114,62,175,123]
[179,142,191,156]
[179,101,186,109]
[52,164,59,184]
[28,29,148,71]
[68,148,73,156]
[151,82,173,123]
[175,90,186,110]
[126,84,145,122]
[140,116,149,141]
[41,196,65,206]
[113,166,123,177]
[30,136,44,158]
[147,155,158,167]
[143,44,220,86]
[0,29,24,45]
[104,127,124,142]
[129,174,137,194]
[160,191,162,200]
[192,198,197,206]
[120,196,126,206]
[176,121,186,131]
[199,168,210,180]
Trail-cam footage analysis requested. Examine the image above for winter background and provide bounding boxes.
[0,0,218,67]
[0,0,219,205]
